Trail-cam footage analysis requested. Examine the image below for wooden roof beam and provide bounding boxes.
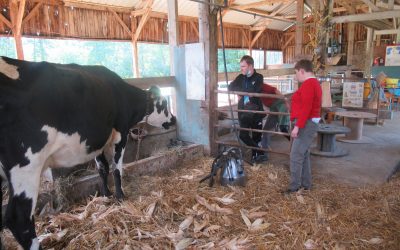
[133,0,154,42]
[282,33,294,49]
[374,28,400,35]
[22,2,42,25]
[26,0,63,5]
[250,26,267,47]
[331,10,400,23]
[63,0,133,13]
[233,0,290,10]
[251,0,294,29]
[0,13,12,29]
[109,9,132,37]
[360,0,380,11]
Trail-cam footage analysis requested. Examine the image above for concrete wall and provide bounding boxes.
[174,46,211,147]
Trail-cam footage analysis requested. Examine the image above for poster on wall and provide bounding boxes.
[385,45,400,66]
[342,82,364,108]
[185,43,205,100]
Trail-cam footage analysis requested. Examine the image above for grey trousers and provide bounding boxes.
[289,120,318,191]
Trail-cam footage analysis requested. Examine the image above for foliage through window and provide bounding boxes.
[138,43,170,77]
[217,49,248,73]
[0,37,17,58]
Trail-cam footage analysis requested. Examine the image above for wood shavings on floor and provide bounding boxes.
[3,157,400,249]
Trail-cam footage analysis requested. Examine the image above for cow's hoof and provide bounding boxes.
[115,191,125,201]
[102,188,113,197]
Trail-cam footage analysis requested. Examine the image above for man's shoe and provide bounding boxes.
[252,154,268,164]
[282,188,299,195]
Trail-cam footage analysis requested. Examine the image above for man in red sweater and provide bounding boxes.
[285,59,322,194]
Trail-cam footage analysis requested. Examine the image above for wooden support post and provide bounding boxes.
[346,22,355,77]
[167,0,179,76]
[10,0,26,60]
[130,16,139,77]
[199,1,218,155]
[295,0,304,57]
[364,27,374,78]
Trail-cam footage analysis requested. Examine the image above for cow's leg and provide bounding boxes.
[6,169,42,250]
[95,152,112,197]
[112,142,126,200]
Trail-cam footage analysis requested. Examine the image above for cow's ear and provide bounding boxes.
[149,86,161,99]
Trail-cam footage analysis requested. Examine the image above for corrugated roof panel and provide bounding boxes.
[223,10,263,26]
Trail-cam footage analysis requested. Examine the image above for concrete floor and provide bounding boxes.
[266,111,400,187]
[218,111,400,187]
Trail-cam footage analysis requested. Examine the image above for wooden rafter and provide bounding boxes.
[331,10,400,23]
[15,0,26,35]
[282,33,294,49]
[22,2,42,25]
[360,0,380,12]
[250,27,267,47]
[0,13,12,29]
[28,0,62,5]
[221,0,235,17]
[242,29,250,44]
[251,0,294,29]
[271,0,295,15]
[63,0,132,13]
[233,0,290,10]
[133,0,154,42]
[109,9,132,36]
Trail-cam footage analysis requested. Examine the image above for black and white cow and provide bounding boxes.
[0,56,176,250]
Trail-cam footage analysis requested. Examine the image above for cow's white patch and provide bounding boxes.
[10,125,113,216]
[9,161,41,216]
[146,98,173,128]
[42,125,105,168]
[0,57,19,80]
[30,238,40,250]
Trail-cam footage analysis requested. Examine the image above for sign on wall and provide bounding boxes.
[385,45,400,66]
[185,43,205,100]
[342,82,364,108]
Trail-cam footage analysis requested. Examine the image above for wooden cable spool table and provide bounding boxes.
[311,124,351,157]
[335,111,377,143]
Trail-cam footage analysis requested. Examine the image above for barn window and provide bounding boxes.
[266,51,283,65]
[0,37,17,58]
[21,38,134,78]
[217,49,249,73]
[251,50,265,69]
[137,43,170,77]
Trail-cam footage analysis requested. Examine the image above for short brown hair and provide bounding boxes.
[240,55,254,66]
[294,59,313,72]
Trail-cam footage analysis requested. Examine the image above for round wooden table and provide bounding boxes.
[335,111,377,143]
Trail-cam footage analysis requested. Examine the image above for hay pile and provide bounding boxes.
[3,157,400,249]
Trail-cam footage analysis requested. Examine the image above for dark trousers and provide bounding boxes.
[239,116,263,156]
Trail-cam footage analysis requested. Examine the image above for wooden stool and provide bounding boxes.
[311,124,351,157]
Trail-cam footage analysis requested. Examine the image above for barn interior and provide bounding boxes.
[1,0,400,249]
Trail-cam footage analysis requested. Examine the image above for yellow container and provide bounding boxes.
[385,78,399,86]
[364,82,371,98]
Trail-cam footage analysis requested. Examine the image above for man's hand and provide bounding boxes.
[291,126,299,138]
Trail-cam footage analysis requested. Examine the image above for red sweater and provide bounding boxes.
[261,83,278,107]
[290,77,322,128]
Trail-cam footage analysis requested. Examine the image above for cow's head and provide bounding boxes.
[144,86,176,129]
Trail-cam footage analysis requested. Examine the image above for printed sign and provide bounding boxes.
[342,82,364,108]
[385,45,400,66]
